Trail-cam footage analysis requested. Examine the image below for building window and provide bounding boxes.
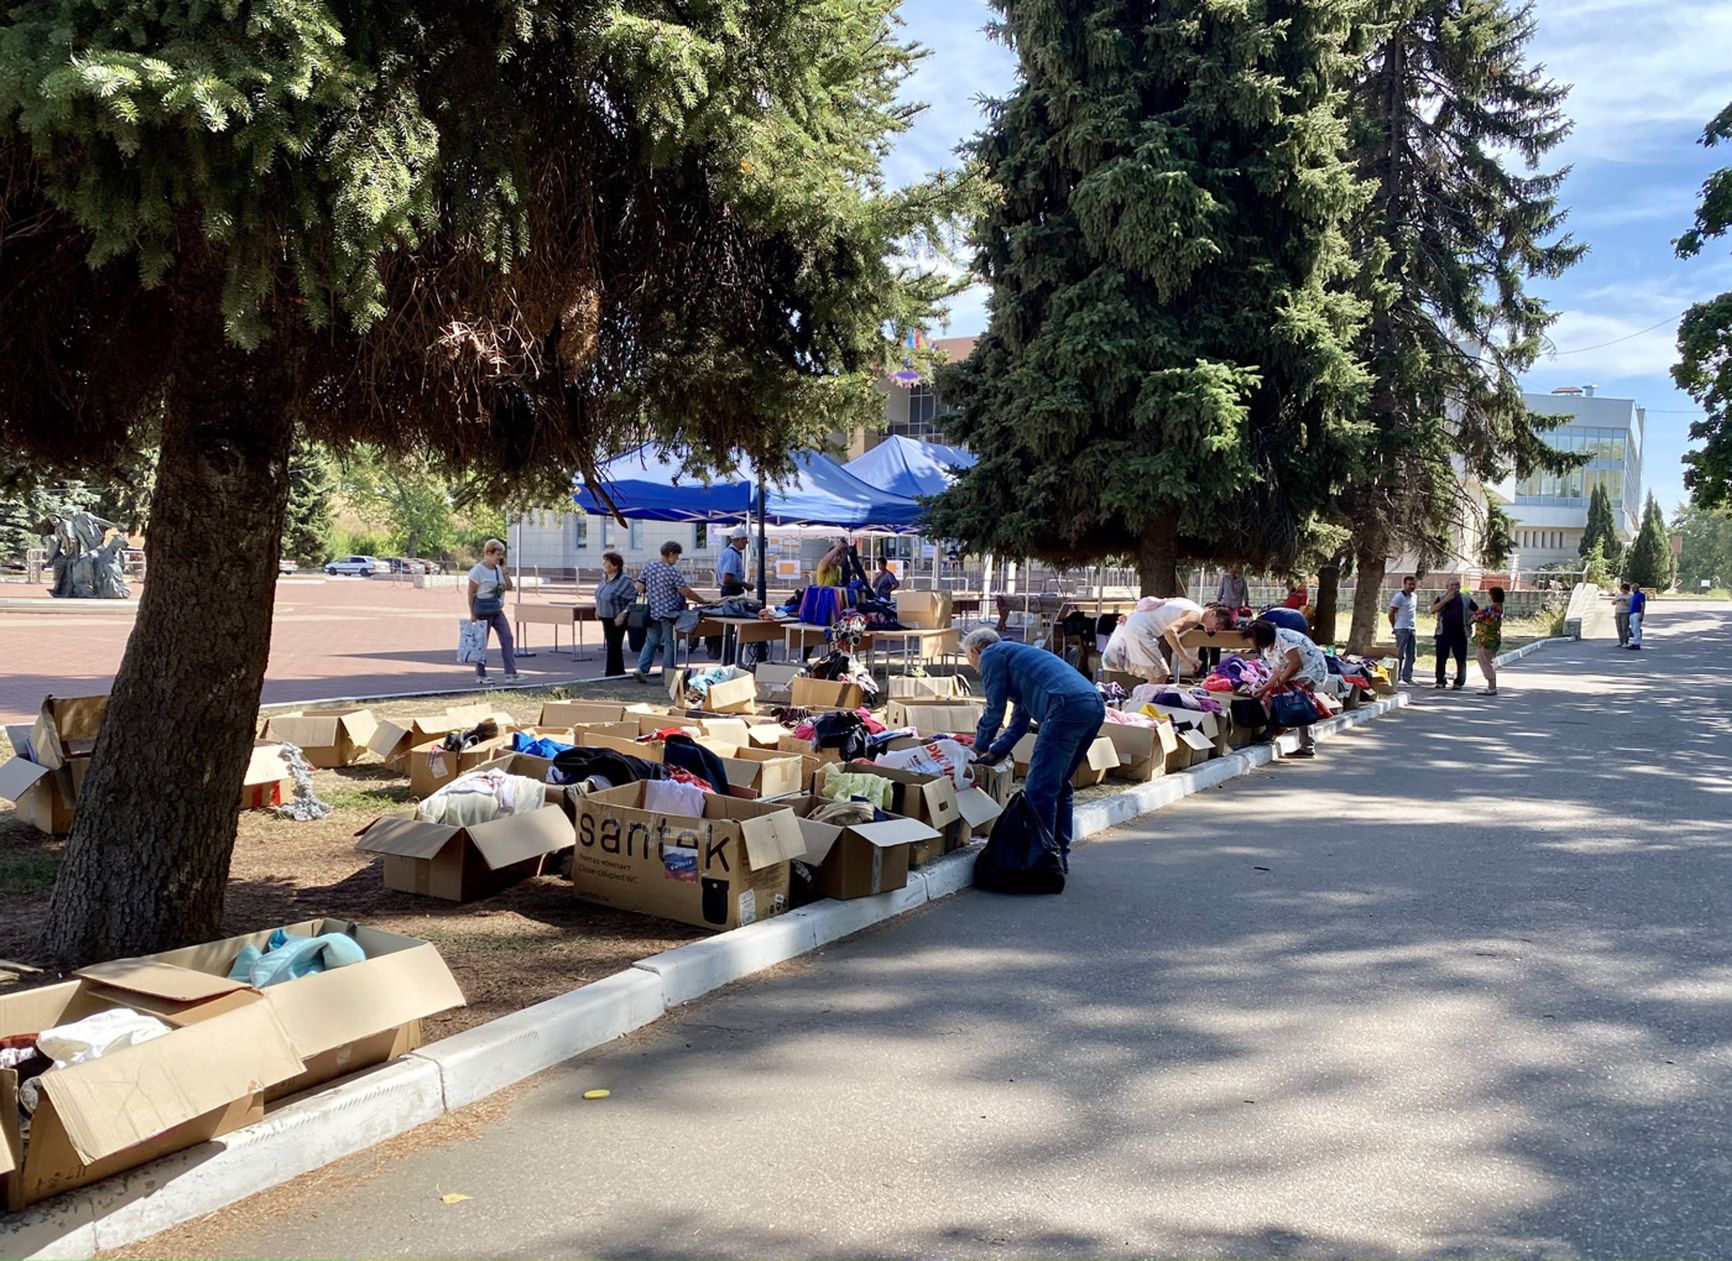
[695,523,708,550]
[628,520,642,551]
[600,517,613,548]
[891,384,951,442]
[573,515,589,549]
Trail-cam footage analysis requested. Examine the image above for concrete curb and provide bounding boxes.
[4,646,1561,1258]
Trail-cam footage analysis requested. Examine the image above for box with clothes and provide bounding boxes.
[570,783,806,930]
[666,666,758,714]
[885,672,969,701]
[789,677,866,712]
[782,796,936,901]
[811,759,1001,864]
[716,748,804,801]
[883,698,986,737]
[0,920,463,1210]
[537,700,665,728]
[369,705,514,769]
[1009,732,1121,788]
[259,707,378,768]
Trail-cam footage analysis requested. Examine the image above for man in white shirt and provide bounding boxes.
[1387,574,1419,685]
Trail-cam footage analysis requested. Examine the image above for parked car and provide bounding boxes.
[325,555,381,576]
[278,558,297,575]
[383,557,436,574]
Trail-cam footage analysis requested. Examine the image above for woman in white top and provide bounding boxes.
[466,538,518,686]
[1249,618,1328,757]
[1102,596,1207,681]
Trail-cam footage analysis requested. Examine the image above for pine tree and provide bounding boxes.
[1625,494,1675,590]
[925,0,1370,595]
[282,444,336,566]
[1,0,967,962]
[1675,101,1732,503]
[1340,0,1584,651]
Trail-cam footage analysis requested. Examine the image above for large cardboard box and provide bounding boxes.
[239,742,298,810]
[109,918,466,1101]
[1170,728,1215,771]
[666,667,757,715]
[0,757,78,835]
[971,757,1016,806]
[885,698,985,736]
[538,700,664,728]
[718,748,804,801]
[752,662,804,706]
[30,695,107,770]
[886,673,969,701]
[571,784,805,929]
[1010,733,1121,788]
[790,677,865,712]
[894,590,953,630]
[407,733,521,800]
[813,760,1001,862]
[784,795,932,900]
[1100,720,1178,782]
[356,804,571,902]
[0,979,304,1210]
[262,708,378,768]
[368,705,507,769]
[777,734,843,767]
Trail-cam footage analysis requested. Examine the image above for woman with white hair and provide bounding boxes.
[466,538,519,686]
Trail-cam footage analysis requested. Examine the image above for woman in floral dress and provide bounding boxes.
[1474,586,1505,697]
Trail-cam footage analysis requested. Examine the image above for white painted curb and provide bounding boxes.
[4,643,1563,1259]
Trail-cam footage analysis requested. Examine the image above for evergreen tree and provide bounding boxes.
[925,0,1370,595]
[282,444,336,566]
[1578,482,1621,570]
[1,0,966,962]
[1675,101,1732,504]
[1625,494,1674,591]
[1339,0,1583,651]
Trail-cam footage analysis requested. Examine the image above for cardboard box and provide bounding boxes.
[571,784,804,930]
[407,733,522,800]
[971,758,1016,806]
[30,695,107,770]
[537,700,664,728]
[1170,728,1215,771]
[790,677,865,712]
[0,756,78,835]
[1100,720,1178,782]
[886,673,969,701]
[0,979,304,1210]
[109,918,466,1101]
[239,742,297,810]
[1010,733,1121,788]
[632,713,750,751]
[777,734,842,767]
[356,803,571,902]
[784,795,932,900]
[666,667,757,715]
[885,698,985,736]
[718,748,805,800]
[752,663,804,705]
[262,708,378,768]
[813,760,1001,863]
[368,706,507,768]
[893,590,953,630]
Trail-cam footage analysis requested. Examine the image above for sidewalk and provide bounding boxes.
[130,604,1732,1260]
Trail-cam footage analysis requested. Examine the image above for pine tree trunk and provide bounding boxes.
[41,292,295,965]
[1313,559,1341,645]
[1349,532,1391,655]
[1136,512,1180,597]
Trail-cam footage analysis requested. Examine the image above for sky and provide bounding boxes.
[886,0,1732,517]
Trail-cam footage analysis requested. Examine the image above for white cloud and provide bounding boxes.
[1537,310,1680,378]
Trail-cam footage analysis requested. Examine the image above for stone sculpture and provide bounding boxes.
[38,510,132,598]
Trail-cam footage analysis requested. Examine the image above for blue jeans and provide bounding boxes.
[1394,628,1416,682]
[638,616,678,674]
[474,611,517,678]
[1016,693,1107,860]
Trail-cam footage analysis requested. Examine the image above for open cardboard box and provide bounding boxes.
[0,979,304,1211]
[666,666,757,715]
[777,734,843,767]
[538,700,664,728]
[368,705,510,769]
[635,712,753,750]
[407,732,522,800]
[570,783,805,930]
[971,757,1016,806]
[886,673,969,701]
[356,802,571,902]
[790,677,865,712]
[261,708,378,768]
[1010,733,1121,788]
[718,748,804,801]
[783,795,934,900]
[893,590,952,630]
[752,662,804,706]
[1099,720,1178,782]
[813,760,1001,863]
[238,741,298,810]
[30,695,107,770]
[885,698,985,736]
[101,918,466,1103]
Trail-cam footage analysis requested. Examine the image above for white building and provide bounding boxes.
[1507,385,1645,567]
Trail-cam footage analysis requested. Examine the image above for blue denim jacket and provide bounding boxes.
[974,641,1100,760]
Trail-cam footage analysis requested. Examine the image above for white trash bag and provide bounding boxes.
[457,618,488,665]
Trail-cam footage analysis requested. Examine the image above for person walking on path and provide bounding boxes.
[1429,579,1477,690]
[1626,583,1647,650]
[966,628,1106,871]
[1474,586,1505,696]
[467,538,519,686]
[593,551,637,678]
[634,541,703,683]
[1613,583,1633,647]
[1249,618,1329,758]
[1388,575,1419,685]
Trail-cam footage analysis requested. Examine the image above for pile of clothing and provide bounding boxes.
[1129,683,1224,715]
[673,665,751,707]
[807,647,877,698]
[229,926,367,989]
[417,767,549,826]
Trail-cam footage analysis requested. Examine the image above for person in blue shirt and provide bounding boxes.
[966,628,1107,869]
[1626,583,1647,650]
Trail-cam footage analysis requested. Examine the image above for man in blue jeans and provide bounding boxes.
[966,628,1107,871]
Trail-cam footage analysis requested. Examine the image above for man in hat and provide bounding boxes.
[706,525,753,662]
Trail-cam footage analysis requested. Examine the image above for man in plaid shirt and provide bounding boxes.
[634,541,702,682]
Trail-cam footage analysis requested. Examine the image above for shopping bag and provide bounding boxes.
[1268,688,1320,728]
[456,618,488,664]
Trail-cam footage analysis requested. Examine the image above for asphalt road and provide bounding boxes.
[173,602,1732,1259]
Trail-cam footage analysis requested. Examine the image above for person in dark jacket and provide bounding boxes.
[1429,579,1478,690]
[967,628,1106,870]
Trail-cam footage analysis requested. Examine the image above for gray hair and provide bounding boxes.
[962,627,1001,655]
[483,537,506,554]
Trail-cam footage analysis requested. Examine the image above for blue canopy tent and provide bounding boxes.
[842,434,977,499]
[572,447,925,600]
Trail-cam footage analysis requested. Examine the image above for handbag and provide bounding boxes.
[456,618,488,664]
[473,564,506,617]
[626,601,650,632]
[1269,688,1320,728]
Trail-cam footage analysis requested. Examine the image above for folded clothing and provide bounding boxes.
[417,768,549,825]
[820,771,894,811]
[811,799,875,827]
[229,926,367,989]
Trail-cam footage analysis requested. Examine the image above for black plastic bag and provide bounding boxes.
[973,790,1066,895]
